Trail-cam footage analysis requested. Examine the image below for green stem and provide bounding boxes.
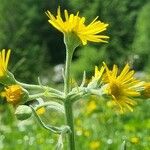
[29,93,45,100]
[31,106,66,134]
[63,32,81,149]
[64,48,73,95]
[28,92,64,101]
[16,81,63,95]
[64,101,75,150]
[35,102,65,114]
[64,45,76,150]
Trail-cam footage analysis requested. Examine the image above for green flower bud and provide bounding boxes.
[15,105,32,120]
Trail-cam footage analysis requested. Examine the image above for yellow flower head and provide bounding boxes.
[89,140,101,150]
[5,85,23,105]
[46,7,109,45]
[130,137,140,144]
[36,107,46,115]
[103,63,143,113]
[0,49,11,77]
[86,100,97,115]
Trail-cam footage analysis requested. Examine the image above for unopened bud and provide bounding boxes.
[15,105,32,120]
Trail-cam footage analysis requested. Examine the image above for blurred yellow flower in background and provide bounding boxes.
[0,49,11,78]
[86,100,97,115]
[46,7,109,45]
[89,140,101,150]
[36,107,46,115]
[130,137,140,144]
[5,84,23,105]
[84,130,90,137]
[103,63,143,113]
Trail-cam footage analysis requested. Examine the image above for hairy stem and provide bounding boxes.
[64,101,75,150]
[64,45,76,150]
[16,81,63,95]
[64,48,73,95]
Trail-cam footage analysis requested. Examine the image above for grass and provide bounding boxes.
[0,98,150,150]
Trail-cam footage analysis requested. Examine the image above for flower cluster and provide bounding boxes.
[1,7,149,114]
[0,6,149,150]
[0,50,28,106]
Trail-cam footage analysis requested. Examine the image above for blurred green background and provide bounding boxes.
[0,0,150,149]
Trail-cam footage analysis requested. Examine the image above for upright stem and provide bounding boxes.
[64,101,75,150]
[64,48,73,95]
[64,47,76,150]
[63,32,80,150]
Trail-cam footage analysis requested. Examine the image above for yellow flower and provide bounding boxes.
[103,63,143,113]
[86,100,97,115]
[84,130,90,137]
[46,7,109,45]
[36,107,46,115]
[5,85,23,105]
[0,49,11,77]
[89,140,101,150]
[130,137,140,144]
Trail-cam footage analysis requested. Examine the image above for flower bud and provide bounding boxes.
[5,84,29,105]
[15,105,32,120]
[87,66,104,89]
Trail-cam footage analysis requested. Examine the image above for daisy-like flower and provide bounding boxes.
[103,63,143,113]
[0,49,11,78]
[5,84,24,105]
[46,7,109,45]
